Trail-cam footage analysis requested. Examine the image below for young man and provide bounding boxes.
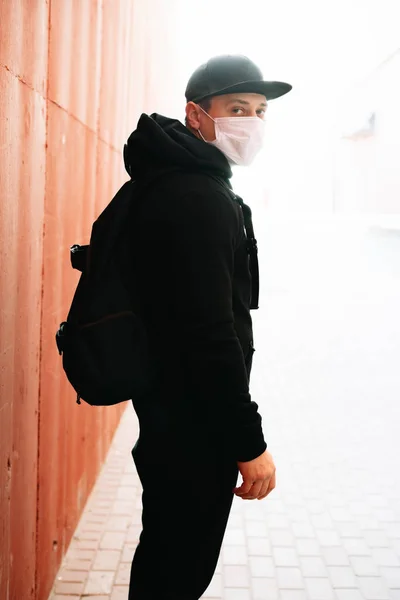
[123,55,292,599]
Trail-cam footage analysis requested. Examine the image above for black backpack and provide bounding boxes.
[55,174,166,406]
[56,170,259,407]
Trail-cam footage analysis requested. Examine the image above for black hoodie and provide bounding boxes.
[122,113,267,463]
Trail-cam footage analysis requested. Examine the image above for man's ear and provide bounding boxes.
[185,102,201,130]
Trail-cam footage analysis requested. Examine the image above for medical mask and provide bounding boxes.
[198,107,265,166]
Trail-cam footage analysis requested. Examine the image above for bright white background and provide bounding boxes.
[156,0,400,216]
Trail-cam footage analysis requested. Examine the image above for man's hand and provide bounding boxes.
[234,450,276,500]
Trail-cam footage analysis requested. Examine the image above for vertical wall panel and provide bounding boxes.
[1,1,181,598]
[98,0,131,150]
[0,0,48,95]
[0,68,46,600]
[36,101,104,598]
[47,0,103,131]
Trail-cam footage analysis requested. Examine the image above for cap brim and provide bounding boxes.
[193,80,292,103]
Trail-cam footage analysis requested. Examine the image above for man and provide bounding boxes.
[122,55,292,599]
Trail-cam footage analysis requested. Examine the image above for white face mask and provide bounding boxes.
[198,107,265,166]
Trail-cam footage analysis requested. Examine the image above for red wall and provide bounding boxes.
[0,1,179,598]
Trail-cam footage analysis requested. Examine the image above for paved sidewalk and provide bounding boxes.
[50,219,400,600]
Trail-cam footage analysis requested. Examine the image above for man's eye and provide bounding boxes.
[232,107,245,115]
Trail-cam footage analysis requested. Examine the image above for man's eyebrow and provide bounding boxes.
[226,98,267,107]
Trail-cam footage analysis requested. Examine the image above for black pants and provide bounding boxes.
[128,435,238,600]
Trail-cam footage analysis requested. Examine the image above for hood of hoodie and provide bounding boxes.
[123,113,232,181]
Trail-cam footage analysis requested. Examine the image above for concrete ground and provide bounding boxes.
[49,216,400,600]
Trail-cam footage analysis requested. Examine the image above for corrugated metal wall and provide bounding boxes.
[0,1,179,598]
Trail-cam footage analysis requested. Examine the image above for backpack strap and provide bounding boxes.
[231,194,259,310]
[206,175,259,310]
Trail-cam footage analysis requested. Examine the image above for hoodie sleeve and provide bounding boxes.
[136,184,267,462]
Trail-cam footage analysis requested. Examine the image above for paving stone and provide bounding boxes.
[292,522,316,538]
[335,590,365,600]
[75,538,100,550]
[245,520,268,537]
[105,516,132,532]
[249,556,275,577]
[202,573,223,599]
[300,556,328,577]
[224,588,252,600]
[112,501,136,516]
[84,570,115,595]
[330,507,356,522]
[357,576,391,599]
[81,521,109,532]
[391,543,400,563]
[286,507,310,522]
[279,591,308,600]
[372,548,400,567]
[247,537,272,556]
[316,529,342,547]
[85,513,108,525]
[363,530,390,548]
[296,539,321,557]
[49,595,82,600]
[380,567,400,588]
[305,577,335,599]
[311,513,335,529]
[335,521,363,538]
[54,581,85,595]
[125,524,141,542]
[111,585,129,600]
[77,529,103,543]
[343,538,372,556]
[269,529,295,547]
[224,565,250,587]
[356,516,382,530]
[115,562,131,585]
[266,514,291,528]
[322,547,351,566]
[56,570,87,583]
[349,556,380,576]
[63,558,92,572]
[276,567,304,589]
[229,513,244,528]
[326,494,348,508]
[273,547,300,567]
[252,577,279,600]
[375,509,397,522]
[66,548,96,561]
[386,524,400,539]
[368,495,389,508]
[223,544,248,565]
[243,505,265,521]
[100,532,126,551]
[328,566,358,588]
[116,486,136,500]
[224,528,246,546]
[349,502,372,517]
[92,550,121,571]
[265,498,286,514]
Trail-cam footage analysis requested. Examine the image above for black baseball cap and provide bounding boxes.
[185,55,292,103]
